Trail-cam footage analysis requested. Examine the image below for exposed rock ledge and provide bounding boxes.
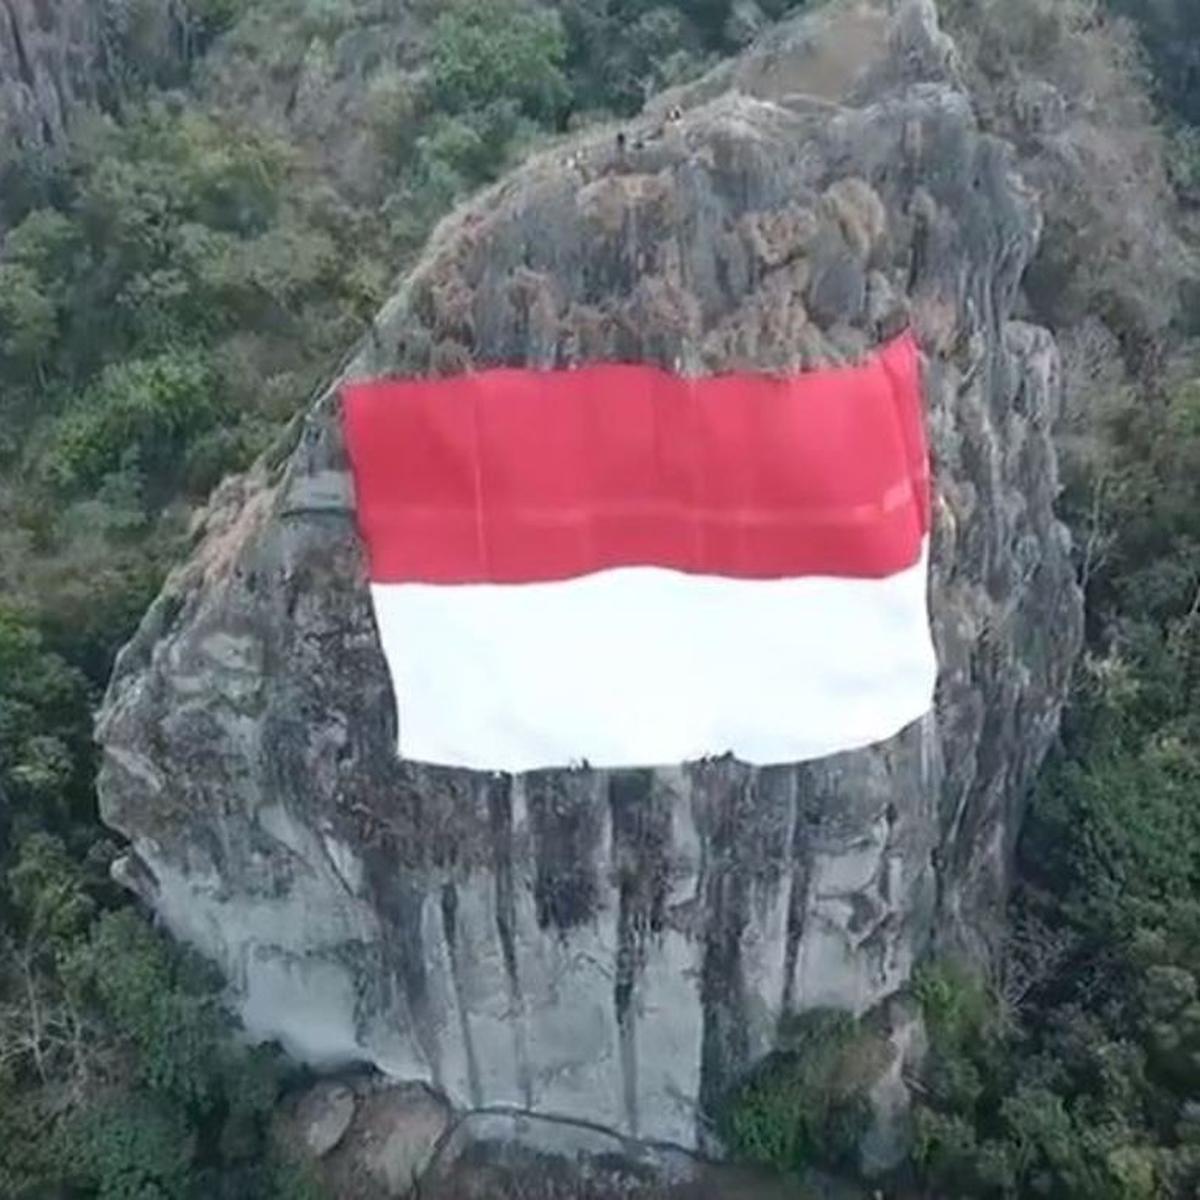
[275,1071,864,1199]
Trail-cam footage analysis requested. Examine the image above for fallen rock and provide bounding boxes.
[301,1078,455,1199]
[351,1083,451,1197]
[419,1110,863,1200]
[300,1081,356,1158]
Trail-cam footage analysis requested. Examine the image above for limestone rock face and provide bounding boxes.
[96,0,1083,1162]
[417,1110,850,1200]
[0,0,191,157]
[0,0,101,150]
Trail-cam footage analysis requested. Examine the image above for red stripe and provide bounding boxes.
[341,331,929,584]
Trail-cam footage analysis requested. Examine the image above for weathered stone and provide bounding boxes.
[295,1081,357,1158]
[0,0,191,159]
[726,0,768,49]
[807,255,867,326]
[418,1110,860,1200]
[321,1081,452,1198]
[0,0,100,151]
[277,1075,453,1198]
[96,0,1083,1171]
[363,1087,450,1195]
[859,995,927,1175]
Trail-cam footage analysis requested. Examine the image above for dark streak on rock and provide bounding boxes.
[4,1,36,92]
[610,771,671,941]
[695,761,754,1126]
[487,774,533,1108]
[441,880,483,1106]
[609,770,670,1135]
[781,770,813,1018]
[744,766,799,914]
[526,773,602,933]
[440,878,457,948]
[367,842,443,1091]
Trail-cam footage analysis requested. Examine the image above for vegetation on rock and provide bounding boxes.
[720,1010,890,1174]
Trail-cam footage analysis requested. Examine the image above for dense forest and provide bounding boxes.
[3,0,1200,1196]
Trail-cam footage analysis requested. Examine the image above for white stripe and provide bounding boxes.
[370,542,936,773]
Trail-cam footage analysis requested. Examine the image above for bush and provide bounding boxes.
[1,887,309,1198]
[0,1080,60,1200]
[43,351,222,495]
[0,264,56,374]
[909,963,1150,1198]
[60,1097,196,1200]
[719,1009,890,1172]
[0,604,93,835]
[69,910,239,1113]
[366,69,421,170]
[187,0,249,37]
[429,0,570,124]
[909,357,1200,1199]
[1106,0,1200,127]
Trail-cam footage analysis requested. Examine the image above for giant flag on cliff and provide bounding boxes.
[340,331,935,773]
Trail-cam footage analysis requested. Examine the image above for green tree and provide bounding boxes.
[429,0,570,123]
[720,1009,891,1173]
[44,351,222,495]
[61,1098,196,1200]
[0,264,56,376]
[1106,0,1200,126]
[0,605,93,838]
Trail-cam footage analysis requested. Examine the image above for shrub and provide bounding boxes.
[0,264,56,374]
[0,604,93,833]
[69,910,234,1113]
[428,0,570,123]
[0,1080,60,1199]
[719,1009,890,1172]
[59,1096,196,1200]
[1106,0,1200,127]
[43,351,222,495]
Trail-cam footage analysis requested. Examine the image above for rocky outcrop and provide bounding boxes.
[275,1075,454,1198]
[0,0,194,156]
[419,1109,857,1200]
[277,1073,857,1200]
[0,0,101,150]
[96,0,1083,1169]
[941,0,1190,350]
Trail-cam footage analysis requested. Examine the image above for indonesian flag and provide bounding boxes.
[341,331,935,773]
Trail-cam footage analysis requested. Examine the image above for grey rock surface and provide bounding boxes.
[295,1080,358,1158]
[317,1078,452,1199]
[0,0,192,158]
[97,0,1083,1164]
[289,1083,858,1200]
[0,0,100,150]
[419,1109,855,1200]
[276,1074,454,1198]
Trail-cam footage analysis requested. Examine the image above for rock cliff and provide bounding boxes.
[96,0,1083,1167]
[0,0,100,150]
[0,0,192,156]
